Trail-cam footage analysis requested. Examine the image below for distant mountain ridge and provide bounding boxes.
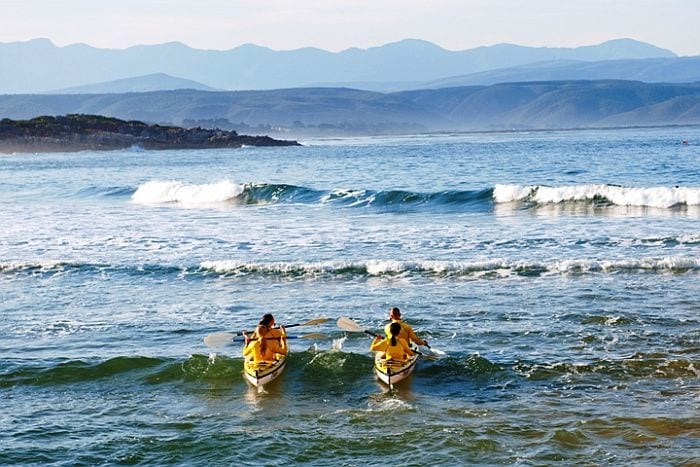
[47,73,217,94]
[316,56,700,92]
[0,37,677,94]
[1,80,698,134]
[418,56,700,90]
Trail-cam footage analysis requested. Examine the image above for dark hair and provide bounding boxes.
[255,325,268,353]
[390,307,401,318]
[259,313,274,327]
[389,322,401,346]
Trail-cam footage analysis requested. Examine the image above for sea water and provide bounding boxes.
[1,128,698,465]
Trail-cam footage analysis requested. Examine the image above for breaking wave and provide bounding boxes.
[128,179,492,210]
[76,180,699,210]
[2,351,696,389]
[2,256,699,279]
[494,184,700,208]
[131,180,245,204]
[199,257,700,277]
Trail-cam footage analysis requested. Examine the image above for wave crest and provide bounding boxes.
[3,256,697,279]
[121,180,700,210]
[494,184,700,208]
[200,256,700,278]
[131,180,245,204]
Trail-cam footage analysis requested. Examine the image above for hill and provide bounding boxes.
[416,56,700,90]
[397,80,700,130]
[47,73,217,94]
[1,81,699,135]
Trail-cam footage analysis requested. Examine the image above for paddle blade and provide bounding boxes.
[297,332,327,340]
[337,317,365,333]
[203,332,237,348]
[420,345,446,358]
[300,317,330,327]
[283,317,329,329]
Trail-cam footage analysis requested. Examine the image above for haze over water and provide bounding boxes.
[1,127,699,465]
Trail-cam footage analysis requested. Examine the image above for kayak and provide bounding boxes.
[374,353,418,388]
[243,355,287,387]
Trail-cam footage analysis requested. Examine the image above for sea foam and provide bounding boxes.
[494,184,700,208]
[199,256,700,277]
[131,180,244,204]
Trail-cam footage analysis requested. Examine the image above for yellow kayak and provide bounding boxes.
[243,355,287,387]
[374,353,418,388]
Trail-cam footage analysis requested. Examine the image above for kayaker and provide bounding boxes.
[259,313,286,341]
[260,313,287,357]
[371,322,415,361]
[242,323,287,363]
[384,307,429,347]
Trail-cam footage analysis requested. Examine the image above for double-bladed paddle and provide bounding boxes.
[204,317,329,347]
[369,306,447,357]
[337,316,444,359]
[337,316,379,337]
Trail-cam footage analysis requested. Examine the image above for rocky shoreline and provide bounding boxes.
[0,114,300,153]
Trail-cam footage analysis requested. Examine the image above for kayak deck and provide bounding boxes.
[243,355,287,387]
[374,353,418,387]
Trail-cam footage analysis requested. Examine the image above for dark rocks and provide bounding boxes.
[0,114,300,153]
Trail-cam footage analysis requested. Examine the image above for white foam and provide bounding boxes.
[131,180,244,204]
[494,184,700,208]
[550,257,700,274]
[331,336,346,351]
[677,233,700,244]
[199,256,700,277]
[0,260,76,273]
[320,189,369,205]
[200,260,351,275]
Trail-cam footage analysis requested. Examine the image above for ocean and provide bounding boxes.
[1,127,698,465]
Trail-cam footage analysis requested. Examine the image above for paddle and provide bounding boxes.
[419,345,446,358]
[203,317,329,347]
[337,317,440,360]
[204,332,327,348]
[337,316,379,338]
[254,333,327,341]
[370,306,447,357]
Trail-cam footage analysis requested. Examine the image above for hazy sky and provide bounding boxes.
[1,0,698,55]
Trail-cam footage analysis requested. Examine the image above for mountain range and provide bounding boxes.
[1,37,699,135]
[2,81,699,134]
[0,37,683,94]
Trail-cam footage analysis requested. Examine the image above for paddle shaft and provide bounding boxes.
[233,320,318,338]
[249,335,317,340]
[364,327,426,358]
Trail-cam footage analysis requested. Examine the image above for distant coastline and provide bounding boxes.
[1,80,699,137]
[0,114,300,153]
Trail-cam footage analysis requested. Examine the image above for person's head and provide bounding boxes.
[389,321,401,346]
[389,307,401,321]
[259,313,275,328]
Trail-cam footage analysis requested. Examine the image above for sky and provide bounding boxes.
[1,0,699,56]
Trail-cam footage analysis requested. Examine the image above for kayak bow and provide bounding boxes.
[374,353,418,388]
[243,355,287,387]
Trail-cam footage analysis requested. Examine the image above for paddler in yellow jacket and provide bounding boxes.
[242,314,287,363]
[384,307,429,347]
[371,322,414,361]
[259,313,286,340]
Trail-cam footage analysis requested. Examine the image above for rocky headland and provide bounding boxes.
[0,114,300,153]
